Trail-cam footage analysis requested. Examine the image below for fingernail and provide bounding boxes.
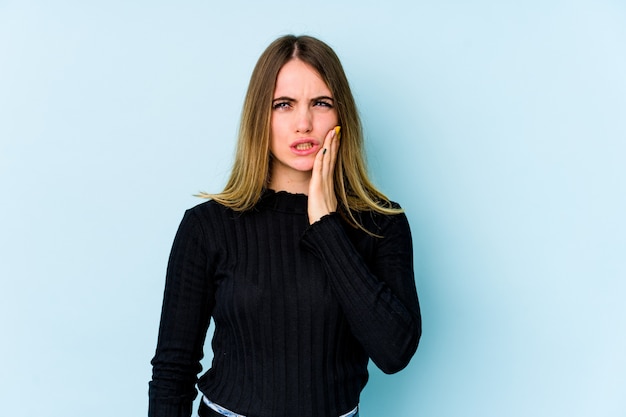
[334,126,341,138]
[323,148,327,154]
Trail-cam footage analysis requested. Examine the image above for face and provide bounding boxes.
[269,59,339,183]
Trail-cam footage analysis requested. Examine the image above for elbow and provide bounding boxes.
[375,319,422,374]
[378,357,412,375]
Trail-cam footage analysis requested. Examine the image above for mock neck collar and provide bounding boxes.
[257,189,308,213]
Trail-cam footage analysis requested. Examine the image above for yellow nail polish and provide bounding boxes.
[334,126,341,138]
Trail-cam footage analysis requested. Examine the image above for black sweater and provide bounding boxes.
[149,190,421,417]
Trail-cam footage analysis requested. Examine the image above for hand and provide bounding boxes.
[308,126,340,224]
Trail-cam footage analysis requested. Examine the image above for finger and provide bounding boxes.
[328,126,340,174]
[321,127,338,179]
[312,145,324,183]
[316,129,334,169]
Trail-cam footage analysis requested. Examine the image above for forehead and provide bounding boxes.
[274,59,331,96]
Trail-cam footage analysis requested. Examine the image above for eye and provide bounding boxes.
[314,100,333,108]
[272,101,291,110]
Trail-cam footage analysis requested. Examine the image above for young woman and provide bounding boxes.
[149,34,422,417]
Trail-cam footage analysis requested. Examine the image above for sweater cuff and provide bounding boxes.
[300,212,347,255]
[148,398,193,417]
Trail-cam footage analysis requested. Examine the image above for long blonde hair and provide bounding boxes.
[201,35,402,232]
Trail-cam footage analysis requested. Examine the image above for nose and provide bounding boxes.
[295,107,312,133]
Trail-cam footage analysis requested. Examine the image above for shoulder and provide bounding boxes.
[176,199,238,237]
[171,200,243,254]
[356,200,407,229]
[186,199,234,220]
[340,200,410,244]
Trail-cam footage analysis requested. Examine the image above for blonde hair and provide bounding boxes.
[200,35,402,232]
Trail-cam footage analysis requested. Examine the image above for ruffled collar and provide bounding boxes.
[256,189,308,213]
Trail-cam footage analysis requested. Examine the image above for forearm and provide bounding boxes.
[301,212,421,373]
[149,210,215,416]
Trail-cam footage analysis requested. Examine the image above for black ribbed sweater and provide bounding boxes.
[149,190,421,417]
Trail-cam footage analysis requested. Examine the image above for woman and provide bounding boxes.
[149,34,421,417]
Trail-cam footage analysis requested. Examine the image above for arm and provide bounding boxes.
[300,210,421,374]
[149,210,216,417]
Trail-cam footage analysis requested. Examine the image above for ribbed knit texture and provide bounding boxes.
[149,190,421,417]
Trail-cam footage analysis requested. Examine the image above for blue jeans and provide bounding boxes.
[198,399,359,417]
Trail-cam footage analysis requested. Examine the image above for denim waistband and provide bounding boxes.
[201,396,359,417]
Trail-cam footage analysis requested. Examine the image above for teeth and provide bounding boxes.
[296,143,313,150]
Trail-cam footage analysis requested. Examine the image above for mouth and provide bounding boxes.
[294,142,314,151]
[290,140,319,156]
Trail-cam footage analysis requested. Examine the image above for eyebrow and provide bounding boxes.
[272,95,335,103]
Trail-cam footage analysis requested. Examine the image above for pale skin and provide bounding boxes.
[268,59,340,224]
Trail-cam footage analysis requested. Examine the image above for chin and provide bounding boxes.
[295,164,315,173]
[289,161,315,172]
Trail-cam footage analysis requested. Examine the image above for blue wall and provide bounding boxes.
[1,1,624,416]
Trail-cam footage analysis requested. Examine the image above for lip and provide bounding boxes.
[290,138,321,156]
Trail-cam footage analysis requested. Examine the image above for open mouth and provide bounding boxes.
[294,142,314,151]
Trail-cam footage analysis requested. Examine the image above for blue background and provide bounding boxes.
[1,1,624,416]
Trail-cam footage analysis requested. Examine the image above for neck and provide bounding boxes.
[268,166,311,195]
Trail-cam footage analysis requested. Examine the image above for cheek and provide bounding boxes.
[269,117,279,142]
[328,109,339,126]
[269,121,287,154]
[324,114,339,130]
[314,111,338,129]
[270,115,288,136]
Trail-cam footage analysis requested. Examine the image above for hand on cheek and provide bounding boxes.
[308,126,341,224]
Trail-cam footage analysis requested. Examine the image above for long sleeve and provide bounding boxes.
[149,194,420,417]
[149,210,216,417]
[300,210,421,374]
